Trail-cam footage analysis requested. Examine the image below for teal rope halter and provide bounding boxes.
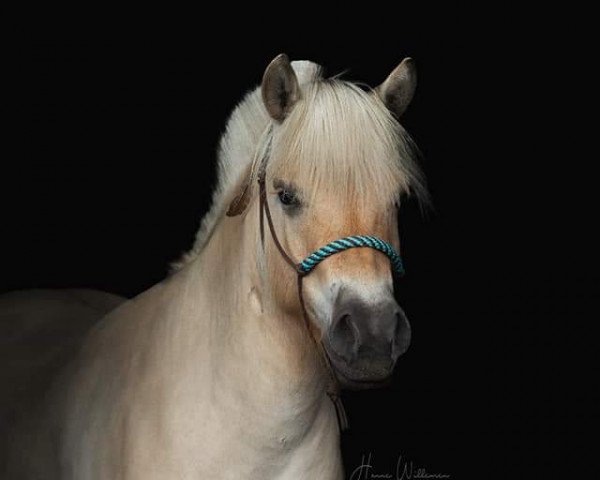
[299,235,405,276]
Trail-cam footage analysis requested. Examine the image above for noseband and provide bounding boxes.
[258,175,405,280]
[230,126,406,432]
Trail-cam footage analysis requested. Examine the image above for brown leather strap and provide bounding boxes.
[258,172,349,432]
[258,175,300,271]
[298,275,349,431]
[259,176,266,247]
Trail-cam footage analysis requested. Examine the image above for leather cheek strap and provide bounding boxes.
[257,173,348,432]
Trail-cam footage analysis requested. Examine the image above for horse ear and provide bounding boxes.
[375,58,417,118]
[262,53,301,122]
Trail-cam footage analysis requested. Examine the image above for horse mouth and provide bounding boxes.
[324,345,395,390]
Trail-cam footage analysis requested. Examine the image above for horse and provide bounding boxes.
[1,54,427,479]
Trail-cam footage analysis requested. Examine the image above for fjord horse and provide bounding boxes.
[2,54,426,479]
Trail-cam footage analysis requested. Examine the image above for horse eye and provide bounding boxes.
[278,189,298,206]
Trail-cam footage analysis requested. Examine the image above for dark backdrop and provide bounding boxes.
[7,7,596,479]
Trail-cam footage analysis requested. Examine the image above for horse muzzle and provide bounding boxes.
[324,288,411,389]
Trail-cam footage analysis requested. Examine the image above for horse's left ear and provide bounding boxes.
[375,58,417,118]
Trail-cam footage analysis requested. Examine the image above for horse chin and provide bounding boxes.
[335,370,393,391]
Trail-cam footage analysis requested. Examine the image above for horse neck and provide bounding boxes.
[182,199,328,419]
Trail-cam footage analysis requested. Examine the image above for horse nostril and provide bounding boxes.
[393,313,401,350]
[392,311,411,358]
[330,313,360,362]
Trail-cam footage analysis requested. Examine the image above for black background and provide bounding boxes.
[7,7,597,479]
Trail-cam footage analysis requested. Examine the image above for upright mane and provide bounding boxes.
[172,60,426,270]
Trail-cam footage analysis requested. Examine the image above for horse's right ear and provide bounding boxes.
[262,54,301,122]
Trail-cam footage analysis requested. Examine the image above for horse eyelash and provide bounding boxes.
[273,180,302,206]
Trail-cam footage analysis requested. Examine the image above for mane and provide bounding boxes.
[171,61,427,270]
[267,78,427,210]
